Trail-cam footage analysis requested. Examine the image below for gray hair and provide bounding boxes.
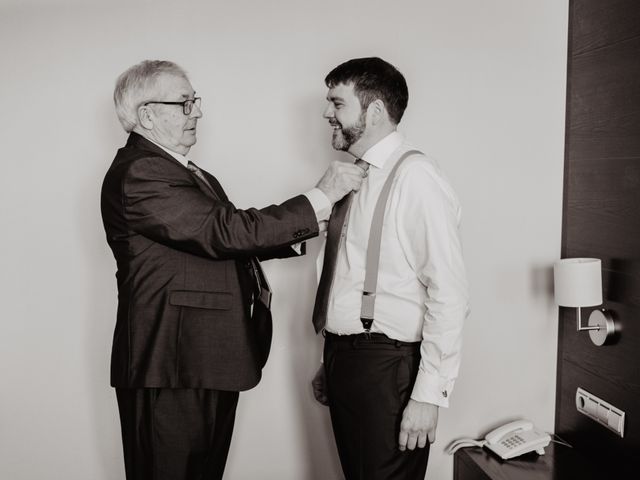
[113,60,188,132]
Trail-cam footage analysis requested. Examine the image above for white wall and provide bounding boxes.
[0,1,568,478]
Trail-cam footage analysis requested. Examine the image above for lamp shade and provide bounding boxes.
[553,258,603,307]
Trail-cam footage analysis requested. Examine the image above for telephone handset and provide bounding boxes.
[447,420,551,460]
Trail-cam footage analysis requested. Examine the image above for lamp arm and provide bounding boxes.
[576,307,601,332]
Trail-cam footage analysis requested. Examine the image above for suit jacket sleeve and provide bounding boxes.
[122,156,319,259]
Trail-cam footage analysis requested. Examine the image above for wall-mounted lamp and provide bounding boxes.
[553,258,616,346]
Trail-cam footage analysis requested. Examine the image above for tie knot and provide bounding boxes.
[355,158,369,172]
[187,161,198,172]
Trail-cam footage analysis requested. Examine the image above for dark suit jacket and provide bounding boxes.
[101,133,319,391]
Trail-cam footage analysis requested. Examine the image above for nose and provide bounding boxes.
[322,103,334,119]
[191,102,203,119]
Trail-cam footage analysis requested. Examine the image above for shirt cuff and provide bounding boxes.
[303,188,332,222]
[410,369,455,408]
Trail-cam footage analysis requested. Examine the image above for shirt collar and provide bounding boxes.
[360,131,404,169]
[147,138,190,168]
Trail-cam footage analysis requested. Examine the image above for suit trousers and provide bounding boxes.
[324,333,430,480]
[115,388,239,480]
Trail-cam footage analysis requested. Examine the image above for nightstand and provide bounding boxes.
[453,443,608,480]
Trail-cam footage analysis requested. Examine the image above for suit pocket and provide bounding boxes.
[169,290,233,310]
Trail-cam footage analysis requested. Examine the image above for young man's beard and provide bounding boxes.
[332,112,366,151]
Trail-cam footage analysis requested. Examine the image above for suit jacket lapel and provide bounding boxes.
[200,169,228,201]
[189,171,221,200]
[126,132,223,201]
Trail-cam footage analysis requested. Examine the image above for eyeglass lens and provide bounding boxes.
[184,98,202,115]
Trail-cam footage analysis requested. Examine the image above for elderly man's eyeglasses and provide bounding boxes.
[144,97,202,115]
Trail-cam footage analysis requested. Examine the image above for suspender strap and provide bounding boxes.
[360,149,423,331]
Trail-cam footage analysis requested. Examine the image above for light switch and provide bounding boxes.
[597,404,610,423]
[608,411,622,433]
[575,387,625,438]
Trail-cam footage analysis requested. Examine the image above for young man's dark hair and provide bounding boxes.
[325,57,409,125]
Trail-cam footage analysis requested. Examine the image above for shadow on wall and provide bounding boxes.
[285,91,347,479]
[288,239,343,480]
[83,101,130,476]
[530,264,555,305]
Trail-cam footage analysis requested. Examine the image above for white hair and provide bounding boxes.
[113,60,188,132]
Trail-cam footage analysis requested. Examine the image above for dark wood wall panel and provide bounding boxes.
[571,0,640,55]
[565,158,640,258]
[557,360,637,473]
[559,306,640,398]
[557,0,640,472]
[567,36,640,161]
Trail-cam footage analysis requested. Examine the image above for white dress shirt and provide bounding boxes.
[320,131,469,407]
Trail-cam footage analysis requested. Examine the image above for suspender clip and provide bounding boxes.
[360,291,375,335]
[360,316,374,336]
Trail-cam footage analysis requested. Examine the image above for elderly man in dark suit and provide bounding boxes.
[101,60,365,480]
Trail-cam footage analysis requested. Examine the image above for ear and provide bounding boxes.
[138,104,154,130]
[367,99,386,126]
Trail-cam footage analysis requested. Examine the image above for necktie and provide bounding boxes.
[312,159,369,333]
[187,161,216,194]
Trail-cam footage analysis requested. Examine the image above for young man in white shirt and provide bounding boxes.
[311,57,469,480]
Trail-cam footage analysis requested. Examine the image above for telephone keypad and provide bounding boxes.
[501,435,525,449]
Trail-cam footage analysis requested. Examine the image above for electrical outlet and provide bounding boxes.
[575,387,625,437]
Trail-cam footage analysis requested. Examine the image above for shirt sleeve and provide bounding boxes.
[394,159,470,408]
[291,189,330,256]
[303,188,332,222]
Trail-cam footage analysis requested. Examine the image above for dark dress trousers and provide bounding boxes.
[101,133,319,478]
[324,333,429,480]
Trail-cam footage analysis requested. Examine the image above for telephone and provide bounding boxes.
[446,420,551,460]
